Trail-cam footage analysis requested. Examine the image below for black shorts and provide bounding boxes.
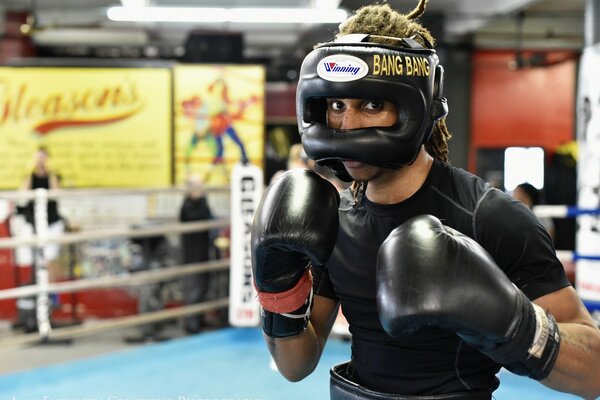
[330,362,497,400]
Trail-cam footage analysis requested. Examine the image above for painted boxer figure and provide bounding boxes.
[251,1,600,399]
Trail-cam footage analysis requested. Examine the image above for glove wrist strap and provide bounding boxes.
[487,292,560,380]
[504,303,560,380]
[257,270,313,313]
[261,286,313,338]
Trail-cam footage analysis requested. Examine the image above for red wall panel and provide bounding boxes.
[266,83,296,123]
[0,10,35,64]
[469,50,577,171]
[0,219,18,319]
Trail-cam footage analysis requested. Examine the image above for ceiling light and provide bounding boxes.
[106,6,347,24]
[313,0,341,9]
[120,0,148,7]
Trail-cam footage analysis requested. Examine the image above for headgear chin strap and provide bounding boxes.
[297,33,448,182]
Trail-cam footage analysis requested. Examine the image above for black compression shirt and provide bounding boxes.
[22,173,61,226]
[314,159,571,396]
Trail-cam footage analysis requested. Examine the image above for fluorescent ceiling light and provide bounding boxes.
[313,0,342,9]
[107,6,347,24]
[120,0,148,7]
[33,28,148,45]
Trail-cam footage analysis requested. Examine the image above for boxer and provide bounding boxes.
[251,1,600,399]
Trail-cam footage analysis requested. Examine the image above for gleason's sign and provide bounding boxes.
[0,67,172,188]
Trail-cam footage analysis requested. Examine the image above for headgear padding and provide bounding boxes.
[297,34,448,181]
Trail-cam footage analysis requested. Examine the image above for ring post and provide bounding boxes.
[34,188,52,338]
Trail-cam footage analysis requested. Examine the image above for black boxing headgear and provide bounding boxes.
[297,34,448,182]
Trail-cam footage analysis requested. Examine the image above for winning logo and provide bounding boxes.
[317,55,368,82]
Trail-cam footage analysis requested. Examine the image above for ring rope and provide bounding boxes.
[555,250,600,262]
[573,254,600,261]
[0,219,230,249]
[533,205,600,218]
[0,259,230,300]
[0,186,234,342]
[33,188,52,336]
[0,298,229,349]
[0,185,230,201]
[532,207,600,263]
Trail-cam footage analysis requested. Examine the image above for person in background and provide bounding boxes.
[270,143,313,183]
[15,146,65,332]
[271,143,348,192]
[287,143,314,170]
[251,1,600,399]
[19,146,65,279]
[513,182,556,242]
[179,174,214,333]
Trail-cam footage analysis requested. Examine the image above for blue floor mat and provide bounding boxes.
[0,328,581,400]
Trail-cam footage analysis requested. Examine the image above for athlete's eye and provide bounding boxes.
[327,99,345,112]
[363,100,385,111]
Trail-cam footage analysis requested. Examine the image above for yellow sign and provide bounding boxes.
[174,65,265,185]
[0,67,172,188]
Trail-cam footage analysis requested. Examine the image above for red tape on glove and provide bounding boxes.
[257,270,313,314]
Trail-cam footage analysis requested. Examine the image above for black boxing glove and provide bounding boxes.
[251,169,339,338]
[376,214,560,380]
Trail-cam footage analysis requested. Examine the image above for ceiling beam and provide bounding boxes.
[444,0,540,38]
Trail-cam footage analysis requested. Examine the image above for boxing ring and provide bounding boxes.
[0,185,594,399]
[0,185,233,347]
[0,329,581,400]
[534,204,600,322]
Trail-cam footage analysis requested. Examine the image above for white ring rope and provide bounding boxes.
[0,259,230,300]
[533,205,600,218]
[0,186,234,346]
[555,250,575,263]
[0,219,230,248]
[0,185,230,201]
[532,205,600,262]
[0,298,229,349]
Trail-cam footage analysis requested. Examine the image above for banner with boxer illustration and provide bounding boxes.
[576,44,600,311]
[173,65,265,185]
[0,67,172,188]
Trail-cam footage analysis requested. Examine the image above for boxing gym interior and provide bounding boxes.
[0,0,598,399]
